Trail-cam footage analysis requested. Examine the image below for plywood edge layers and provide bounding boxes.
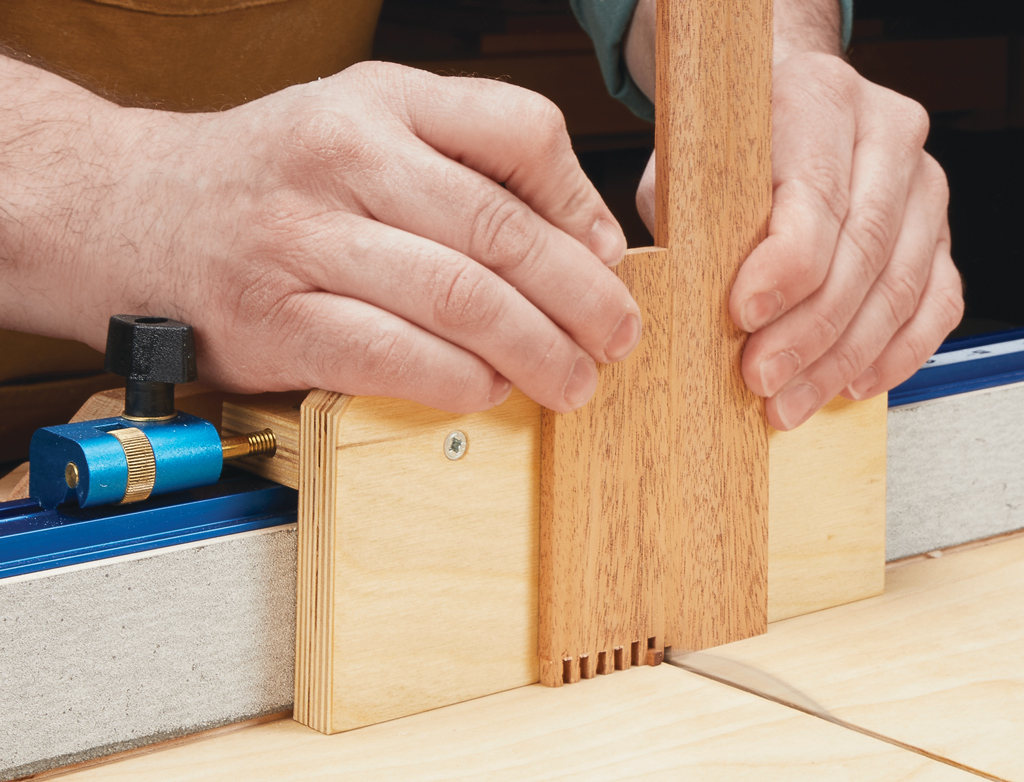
[294,389,350,733]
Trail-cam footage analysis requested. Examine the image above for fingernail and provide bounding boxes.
[489,375,513,406]
[742,291,784,332]
[589,218,626,266]
[759,350,800,398]
[563,356,598,410]
[604,313,642,362]
[847,366,878,400]
[776,383,820,430]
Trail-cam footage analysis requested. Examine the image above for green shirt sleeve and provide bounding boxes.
[571,0,855,125]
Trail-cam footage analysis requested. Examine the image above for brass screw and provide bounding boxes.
[65,462,79,489]
[221,429,277,461]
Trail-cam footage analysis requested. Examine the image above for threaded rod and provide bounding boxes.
[221,429,277,461]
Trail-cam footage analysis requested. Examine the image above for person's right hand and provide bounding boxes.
[2,60,640,413]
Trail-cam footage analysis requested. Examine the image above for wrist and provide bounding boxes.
[622,0,655,102]
[624,0,844,100]
[773,0,844,65]
[0,57,142,347]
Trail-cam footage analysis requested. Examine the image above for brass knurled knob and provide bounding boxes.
[108,427,157,504]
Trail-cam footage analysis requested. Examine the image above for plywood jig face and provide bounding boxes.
[289,0,886,734]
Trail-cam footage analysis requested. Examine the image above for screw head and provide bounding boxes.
[65,462,80,489]
[444,431,468,461]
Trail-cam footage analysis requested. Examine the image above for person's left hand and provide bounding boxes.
[638,51,964,430]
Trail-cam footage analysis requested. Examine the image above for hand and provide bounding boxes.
[637,52,963,430]
[1,60,640,413]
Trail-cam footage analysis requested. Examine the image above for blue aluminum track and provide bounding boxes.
[888,326,1024,407]
[0,468,297,579]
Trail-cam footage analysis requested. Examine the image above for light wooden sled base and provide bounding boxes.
[54,529,1023,782]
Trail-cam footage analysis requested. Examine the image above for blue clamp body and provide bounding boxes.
[29,412,223,510]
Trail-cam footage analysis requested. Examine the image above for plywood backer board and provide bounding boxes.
[296,389,541,733]
[767,394,887,622]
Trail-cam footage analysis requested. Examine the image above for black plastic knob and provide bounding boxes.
[104,315,197,419]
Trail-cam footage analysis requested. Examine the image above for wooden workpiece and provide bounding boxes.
[540,0,774,684]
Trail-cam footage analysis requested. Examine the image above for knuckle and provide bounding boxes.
[899,331,933,373]
[229,260,305,332]
[829,340,869,385]
[470,191,543,275]
[433,264,505,334]
[921,154,951,204]
[798,158,850,226]
[521,94,570,160]
[876,272,922,329]
[282,108,380,175]
[808,307,843,349]
[936,283,966,334]
[896,95,931,147]
[846,201,895,275]
[352,321,415,387]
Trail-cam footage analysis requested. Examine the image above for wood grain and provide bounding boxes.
[540,0,773,676]
[678,533,1024,781]
[539,247,670,686]
[656,0,773,652]
[55,666,977,782]
[222,391,305,490]
[295,389,542,733]
[767,394,888,622]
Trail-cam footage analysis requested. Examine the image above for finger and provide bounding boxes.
[843,221,963,399]
[740,92,934,399]
[636,150,655,233]
[764,163,949,430]
[336,136,643,367]
[206,291,513,414]
[277,211,600,413]
[729,56,857,334]
[400,68,628,265]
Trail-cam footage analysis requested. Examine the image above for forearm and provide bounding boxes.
[623,0,845,101]
[0,55,134,343]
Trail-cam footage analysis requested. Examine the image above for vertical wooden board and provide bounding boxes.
[658,0,772,649]
[767,395,887,622]
[326,391,541,731]
[539,247,671,685]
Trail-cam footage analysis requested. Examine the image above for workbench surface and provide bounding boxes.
[50,533,1024,782]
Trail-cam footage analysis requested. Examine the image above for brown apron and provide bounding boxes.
[0,0,383,460]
